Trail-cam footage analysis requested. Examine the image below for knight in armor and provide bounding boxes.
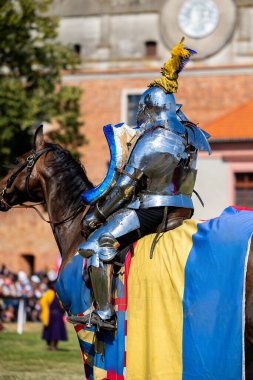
[68,38,211,329]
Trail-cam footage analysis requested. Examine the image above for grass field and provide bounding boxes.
[0,322,85,380]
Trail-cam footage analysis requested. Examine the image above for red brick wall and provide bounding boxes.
[0,208,58,273]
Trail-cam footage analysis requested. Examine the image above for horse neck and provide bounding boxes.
[41,159,92,270]
[51,209,84,271]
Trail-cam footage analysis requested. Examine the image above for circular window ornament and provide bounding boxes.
[178,0,219,39]
[160,0,237,60]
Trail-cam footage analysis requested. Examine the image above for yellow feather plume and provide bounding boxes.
[148,37,193,94]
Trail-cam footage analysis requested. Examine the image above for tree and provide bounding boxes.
[0,0,86,176]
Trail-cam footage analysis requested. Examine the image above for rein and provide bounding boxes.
[11,203,85,226]
[0,147,86,226]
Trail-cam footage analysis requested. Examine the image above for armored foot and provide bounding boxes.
[67,312,117,331]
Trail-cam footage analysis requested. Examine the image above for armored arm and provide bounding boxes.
[83,165,143,230]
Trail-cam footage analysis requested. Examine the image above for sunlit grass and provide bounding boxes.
[0,322,85,380]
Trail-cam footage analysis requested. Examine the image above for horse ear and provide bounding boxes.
[33,125,45,150]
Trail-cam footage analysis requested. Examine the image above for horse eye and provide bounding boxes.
[14,158,19,164]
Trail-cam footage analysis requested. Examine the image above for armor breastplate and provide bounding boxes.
[126,127,194,209]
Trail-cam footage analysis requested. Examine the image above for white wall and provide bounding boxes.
[193,157,230,220]
[58,17,101,59]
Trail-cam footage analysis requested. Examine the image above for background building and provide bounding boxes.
[1,0,253,272]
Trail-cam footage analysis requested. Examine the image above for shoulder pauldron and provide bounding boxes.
[183,121,211,154]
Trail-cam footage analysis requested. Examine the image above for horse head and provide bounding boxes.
[0,125,49,211]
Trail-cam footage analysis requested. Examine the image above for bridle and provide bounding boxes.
[0,147,51,208]
[0,147,86,226]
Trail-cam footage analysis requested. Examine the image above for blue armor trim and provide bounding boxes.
[82,124,119,205]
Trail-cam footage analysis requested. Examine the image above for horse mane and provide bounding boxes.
[43,142,93,208]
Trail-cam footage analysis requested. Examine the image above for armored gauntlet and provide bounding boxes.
[82,165,143,231]
[97,166,142,217]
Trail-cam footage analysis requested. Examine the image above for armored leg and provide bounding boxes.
[87,254,114,320]
[78,209,140,322]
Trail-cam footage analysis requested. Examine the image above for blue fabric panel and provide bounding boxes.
[182,207,253,380]
[103,311,126,375]
[56,254,91,316]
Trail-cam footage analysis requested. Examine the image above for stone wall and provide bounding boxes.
[55,0,253,67]
[49,0,253,16]
[49,0,165,16]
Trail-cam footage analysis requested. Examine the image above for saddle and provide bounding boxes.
[163,207,193,232]
[150,206,193,259]
[111,206,193,268]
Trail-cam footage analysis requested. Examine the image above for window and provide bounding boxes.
[235,173,253,208]
[121,89,144,126]
[73,43,82,56]
[145,41,157,57]
[127,94,141,126]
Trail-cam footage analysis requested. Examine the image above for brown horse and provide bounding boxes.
[0,125,252,378]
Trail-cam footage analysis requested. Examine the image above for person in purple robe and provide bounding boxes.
[40,281,67,350]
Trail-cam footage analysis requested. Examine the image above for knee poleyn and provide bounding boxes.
[78,241,96,258]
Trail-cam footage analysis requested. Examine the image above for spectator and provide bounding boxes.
[3,305,15,322]
[40,281,67,350]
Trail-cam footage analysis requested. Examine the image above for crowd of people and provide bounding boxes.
[0,264,68,350]
[0,264,57,323]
